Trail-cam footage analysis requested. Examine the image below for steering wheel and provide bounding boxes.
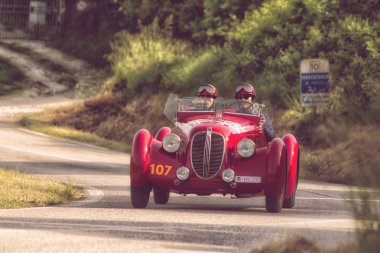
[226,101,253,111]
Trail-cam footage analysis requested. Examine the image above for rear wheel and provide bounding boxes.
[131,183,151,208]
[265,152,286,213]
[153,186,170,204]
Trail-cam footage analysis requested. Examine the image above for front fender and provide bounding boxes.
[130,129,153,188]
[265,137,286,196]
[155,127,171,141]
[282,134,299,199]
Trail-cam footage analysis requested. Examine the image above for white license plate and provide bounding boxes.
[235,176,261,183]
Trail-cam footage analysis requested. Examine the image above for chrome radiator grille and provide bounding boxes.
[191,130,225,178]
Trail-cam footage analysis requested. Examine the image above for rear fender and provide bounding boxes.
[130,129,153,188]
[265,138,286,196]
[155,127,171,141]
[282,134,299,199]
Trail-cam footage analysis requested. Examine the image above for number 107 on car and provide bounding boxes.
[150,164,172,176]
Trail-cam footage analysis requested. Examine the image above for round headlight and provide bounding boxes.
[162,133,181,153]
[237,138,255,158]
[222,169,235,183]
[176,166,190,181]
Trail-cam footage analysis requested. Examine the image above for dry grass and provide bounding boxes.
[301,125,380,186]
[0,168,82,208]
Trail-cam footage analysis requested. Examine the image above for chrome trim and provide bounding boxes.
[190,131,225,179]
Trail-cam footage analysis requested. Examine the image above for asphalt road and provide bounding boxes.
[0,119,362,253]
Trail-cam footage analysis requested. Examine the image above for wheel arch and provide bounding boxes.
[130,129,153,188]
[282,134,299,199]
[155,127,171,141]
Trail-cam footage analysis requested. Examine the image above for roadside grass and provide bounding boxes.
[0,57,26,96]
[299,125,380,186]
[0,168,82,208]
[19,114,129,152]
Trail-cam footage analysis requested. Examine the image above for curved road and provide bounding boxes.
[0,120,360,252]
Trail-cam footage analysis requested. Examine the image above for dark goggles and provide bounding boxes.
[235,84,254,93]
[198,85,216,94]
[236,94,252,100]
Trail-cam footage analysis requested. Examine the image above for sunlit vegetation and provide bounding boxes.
[0,168,82,208]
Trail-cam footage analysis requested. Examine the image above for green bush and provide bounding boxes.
[108,21,189,95]
[107,20,237,98]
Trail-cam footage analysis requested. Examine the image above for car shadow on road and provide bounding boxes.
[64,184,352,219]
[0,216,355,252]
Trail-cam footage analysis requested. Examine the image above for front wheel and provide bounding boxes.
[265,153,286,213]
[283,147,299,209]
[131,183,151,208]
[153,187,170,204]
[265,192,284,213]
[282,190,296,208]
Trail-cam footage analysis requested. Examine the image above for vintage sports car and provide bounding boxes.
[130,94,300,212]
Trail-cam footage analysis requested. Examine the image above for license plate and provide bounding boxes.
[235,176,261,183]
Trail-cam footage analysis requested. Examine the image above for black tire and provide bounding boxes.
[131,183,151,208]
[265,151,286,213]
[283,147,300,209]
[153,187,170,204]
[283,190,296,208]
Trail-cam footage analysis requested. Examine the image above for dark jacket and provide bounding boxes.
[262,111,275,142]
[237,105,276,142]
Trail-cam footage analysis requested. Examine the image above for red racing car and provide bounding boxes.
[130,95,300,213]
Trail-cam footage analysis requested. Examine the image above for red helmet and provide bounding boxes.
[197,84,218,98]
[235,83,256,100]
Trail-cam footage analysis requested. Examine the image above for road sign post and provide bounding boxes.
[300,59,330,107]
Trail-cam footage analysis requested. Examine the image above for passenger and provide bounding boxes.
[197,84,218,110]
[235,82,275,142]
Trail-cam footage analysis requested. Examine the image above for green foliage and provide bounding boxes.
[108,20,189,95]
[164,47,224,92]
[108,19,232,97]
[56,0,125,66]
[116,0,262,44]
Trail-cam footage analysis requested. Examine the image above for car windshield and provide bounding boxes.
[163,94,263,122]
[178,97,217,112]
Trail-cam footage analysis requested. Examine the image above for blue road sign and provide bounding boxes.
[300,59,330,105]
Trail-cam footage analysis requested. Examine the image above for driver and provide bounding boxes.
[197,84,218,110]
[235,82,275,142]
